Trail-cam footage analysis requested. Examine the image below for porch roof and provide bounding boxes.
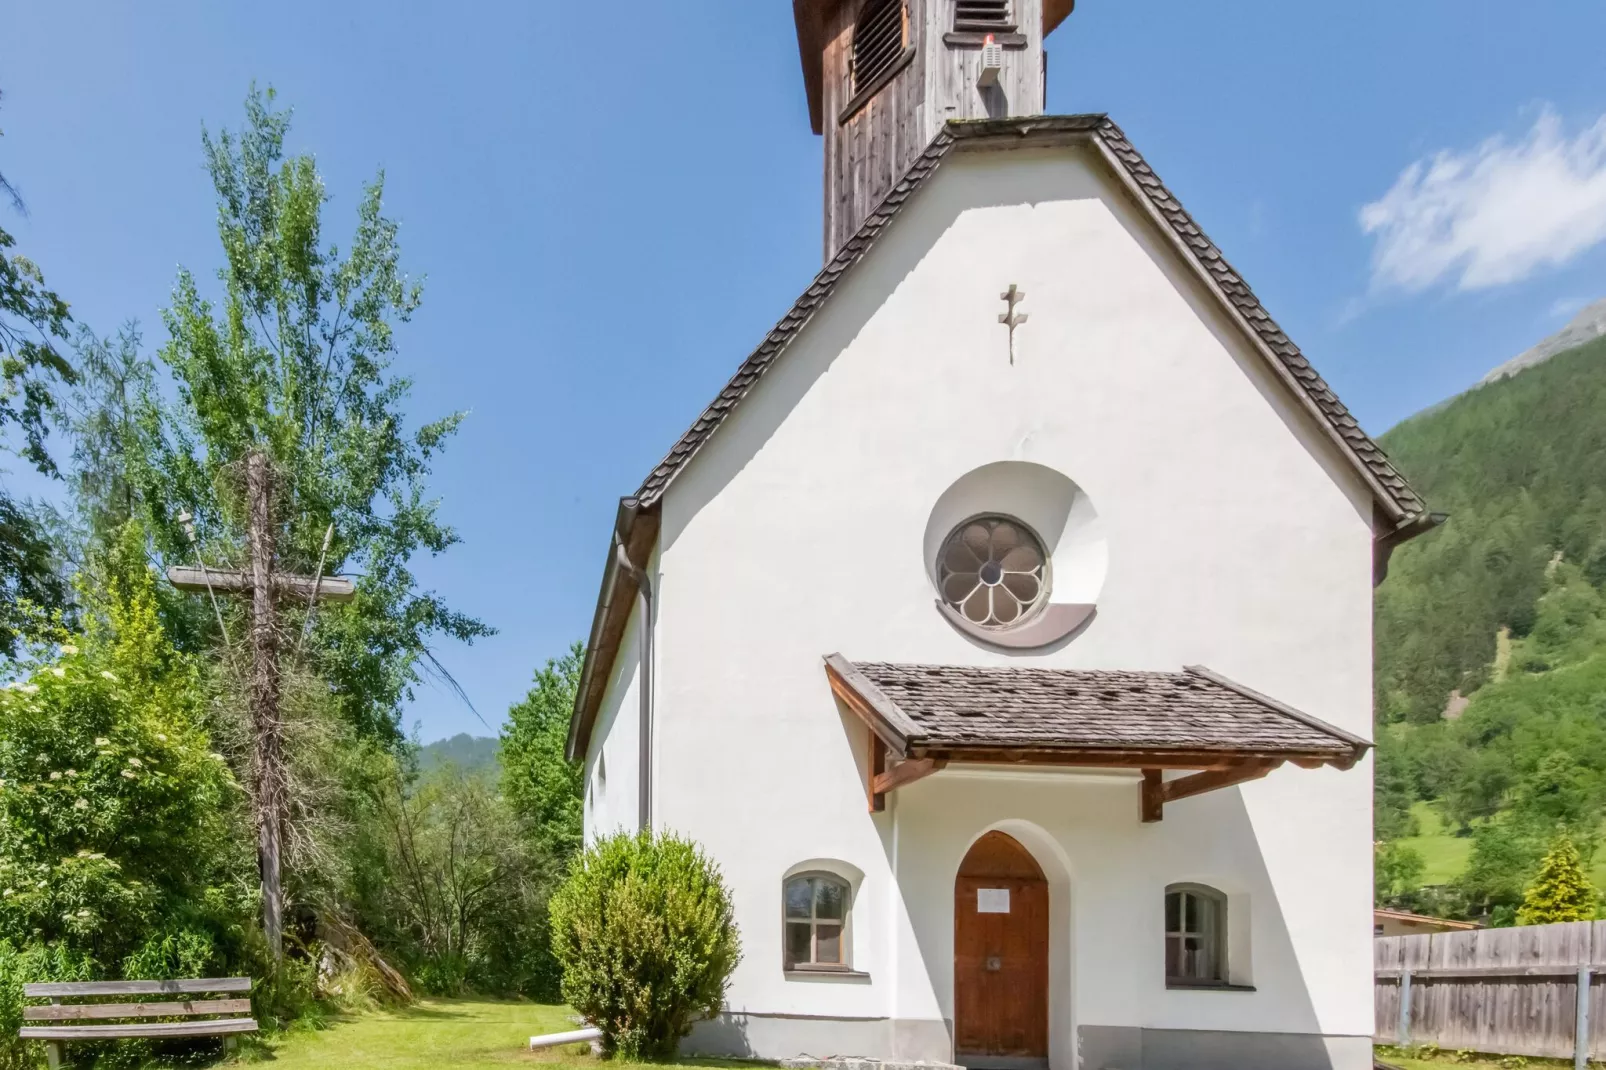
[824,655,1370,820]
[824,656,1369,768]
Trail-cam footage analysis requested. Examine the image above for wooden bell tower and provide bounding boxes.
[793,0,1075,261]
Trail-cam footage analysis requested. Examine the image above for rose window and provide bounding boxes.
[937,516,1049,628]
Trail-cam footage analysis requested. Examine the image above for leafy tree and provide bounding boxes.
[1517,835,1598,925]
[1455,823,1541,921]
[0,105,73,476]
[0,495,63,659]
[61,323,155,550]
[0,86,74,659]
[365,762,544,996]
[500,642,584,862]
[129,86,489,740]
[550,831,741,1059]
[1375,841,1426,907]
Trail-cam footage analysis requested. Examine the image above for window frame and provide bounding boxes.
[840,0,915,124]
[1164,883,1228,989]
[934,512,1054,632]
[783,872,855,973]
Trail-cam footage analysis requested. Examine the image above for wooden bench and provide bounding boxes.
[20,977,256,1068]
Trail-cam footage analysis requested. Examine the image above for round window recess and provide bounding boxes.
[937,516,1050,629]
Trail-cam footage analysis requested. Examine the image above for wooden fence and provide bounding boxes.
[1376,921,1606,1065]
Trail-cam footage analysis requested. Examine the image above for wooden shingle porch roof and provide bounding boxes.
[823,654,1370,820]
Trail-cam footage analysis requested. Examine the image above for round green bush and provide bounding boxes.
[549,831,740,1059]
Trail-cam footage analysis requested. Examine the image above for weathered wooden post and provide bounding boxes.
[1576,965,1592,1070]
[1397,967,1413,1049]
[245,451,286,960]
[166,449,356,961]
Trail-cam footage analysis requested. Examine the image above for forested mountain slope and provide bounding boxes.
[1373,334,1606,919]
[1377,334,1606,724]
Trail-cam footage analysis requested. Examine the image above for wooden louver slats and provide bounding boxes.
[852,0,908,92]
[954,0,1016,32]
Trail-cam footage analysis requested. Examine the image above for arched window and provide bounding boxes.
[1164,884,1227,986]
[852,0,910,94]
[784,872,852,970]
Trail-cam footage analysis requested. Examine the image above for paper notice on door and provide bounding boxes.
[977,888,1010,913]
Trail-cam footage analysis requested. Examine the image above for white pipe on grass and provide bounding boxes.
[528,1026,602,1051]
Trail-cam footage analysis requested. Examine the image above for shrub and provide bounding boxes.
[549,831,740,1059]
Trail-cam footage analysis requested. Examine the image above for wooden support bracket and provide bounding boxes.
[867,729,888,813]
[871,757,947,800]
[1140,760,1282,823]
[1141,769,1164,823]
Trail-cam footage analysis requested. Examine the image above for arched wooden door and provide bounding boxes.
[954,831,1049,1064]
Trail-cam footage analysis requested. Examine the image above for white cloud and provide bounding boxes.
[1360,109,1606,293]
[1549,296,1588,319]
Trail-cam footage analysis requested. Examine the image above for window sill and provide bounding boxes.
[785,968,871,982]
[1166,981,1256,992]
[943,31,1028,48]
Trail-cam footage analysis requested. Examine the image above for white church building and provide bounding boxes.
[568,2,1435,1068]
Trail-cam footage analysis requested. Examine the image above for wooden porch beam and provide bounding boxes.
[872,757,947,798]
[1161,759,1282,803]
[1141,760,1282,822]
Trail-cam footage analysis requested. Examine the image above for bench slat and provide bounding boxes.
[23,978,251,997]
[24,999,252,1021]
[20,1018,257,1041]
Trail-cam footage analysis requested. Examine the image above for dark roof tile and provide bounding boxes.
[843,660,1367,759]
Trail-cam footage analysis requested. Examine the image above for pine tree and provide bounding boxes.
[1517,835,1599,925]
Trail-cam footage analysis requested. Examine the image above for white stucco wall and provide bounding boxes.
[584,596,643,843]
[584,145,1377,1066]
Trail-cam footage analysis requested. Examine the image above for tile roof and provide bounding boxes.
[634,115,1425,521]
[827,656,1369,763]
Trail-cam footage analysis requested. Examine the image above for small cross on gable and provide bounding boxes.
[999,284,1028,364]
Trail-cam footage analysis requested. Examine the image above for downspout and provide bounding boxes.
[614,533,654,833]
[1373,511,1447,586]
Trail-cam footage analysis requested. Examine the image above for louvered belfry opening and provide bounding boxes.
[852,0,909,92]
[954,0,1016,33]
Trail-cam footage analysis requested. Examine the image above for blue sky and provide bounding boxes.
[4,1,1606,742]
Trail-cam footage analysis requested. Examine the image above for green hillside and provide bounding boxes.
[419,732,500,776]
[1374,334,1606,922]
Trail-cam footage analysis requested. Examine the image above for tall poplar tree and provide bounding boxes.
[133,86,490,740]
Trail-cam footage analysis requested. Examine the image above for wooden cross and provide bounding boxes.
[999,284,1028,364]
[165,451,351,960]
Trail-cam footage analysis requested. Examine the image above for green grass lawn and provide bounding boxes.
[1376,1045,1573,1069]
[1396,801,1606,890]
[244,999,757,1070]
[1397,802,1475,885]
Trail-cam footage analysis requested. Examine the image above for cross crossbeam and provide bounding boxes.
[166,567,356,602]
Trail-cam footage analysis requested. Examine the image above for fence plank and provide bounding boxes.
[1377,923,1595,1059]
[1376,936,1404,1045]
